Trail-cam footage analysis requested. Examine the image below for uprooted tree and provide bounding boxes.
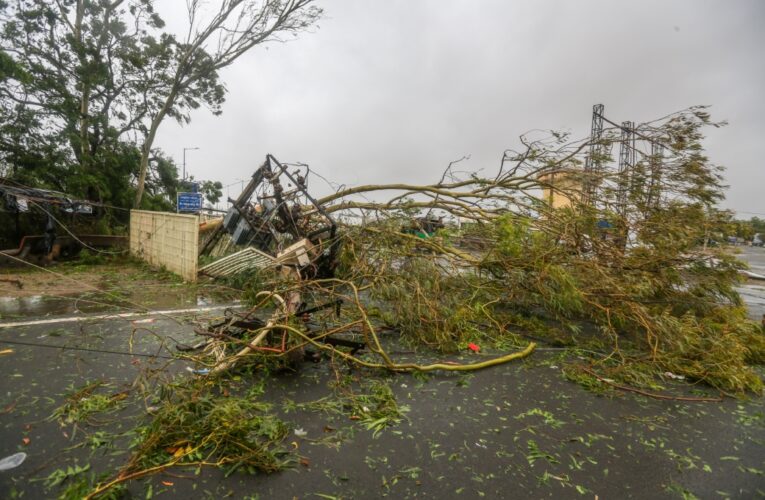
[192,106,763,394]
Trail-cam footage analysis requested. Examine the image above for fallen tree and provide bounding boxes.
[195,106,763,394]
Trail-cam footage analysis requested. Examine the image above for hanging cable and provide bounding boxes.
[28,200,128,255]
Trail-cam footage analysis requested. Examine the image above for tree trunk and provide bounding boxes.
[75,0,90,172]
[134,123,159,208]
[79,85,90,171]
[134,93,175,207]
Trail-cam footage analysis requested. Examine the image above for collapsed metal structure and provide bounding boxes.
[201,154,339,280]
[192,155,362,367]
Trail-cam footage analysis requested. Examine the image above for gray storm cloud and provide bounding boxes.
[154,0,765,216]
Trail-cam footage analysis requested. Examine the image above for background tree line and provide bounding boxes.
[729,217,765,240]
[0,0,320,215]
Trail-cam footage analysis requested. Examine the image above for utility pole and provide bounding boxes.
[183,147,200,181]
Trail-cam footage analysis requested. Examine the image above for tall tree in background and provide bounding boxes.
[132,0,322,207]
[0,0,164,203]
[751,217,765,234]
[0,0,322,209]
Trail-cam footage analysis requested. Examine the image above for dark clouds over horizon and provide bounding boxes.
[155,0,765,216]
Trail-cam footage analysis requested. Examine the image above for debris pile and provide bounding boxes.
[199,247,276,278]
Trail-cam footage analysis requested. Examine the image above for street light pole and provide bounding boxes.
[182,147,200,181]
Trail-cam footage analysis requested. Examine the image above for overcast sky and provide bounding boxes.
[155,0,765,217]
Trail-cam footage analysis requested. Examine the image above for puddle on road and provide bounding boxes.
[0,290,220,320]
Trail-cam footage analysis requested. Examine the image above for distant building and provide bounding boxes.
[538,169,583,209]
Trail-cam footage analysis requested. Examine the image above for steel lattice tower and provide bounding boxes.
[583,104,605,204]
[617,121,635,215]
[646,141,664,210]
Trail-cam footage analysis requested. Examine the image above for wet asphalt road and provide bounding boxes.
[738,245,765,321]
[742,246,765,276]
[0,252,764,499]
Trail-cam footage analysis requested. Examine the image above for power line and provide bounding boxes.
[596,111,676,151]
[29,200,128,255]
[0,338,179,360]
[0,177,131,212]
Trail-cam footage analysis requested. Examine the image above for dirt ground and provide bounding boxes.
[0,267,110,298]
[0,253,764,499]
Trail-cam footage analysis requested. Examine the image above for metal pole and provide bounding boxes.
[182,147,200,182]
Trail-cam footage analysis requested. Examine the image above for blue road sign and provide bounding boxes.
[177,192,203,213]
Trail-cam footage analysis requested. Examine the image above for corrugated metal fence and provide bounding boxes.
[129,210,199,282]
